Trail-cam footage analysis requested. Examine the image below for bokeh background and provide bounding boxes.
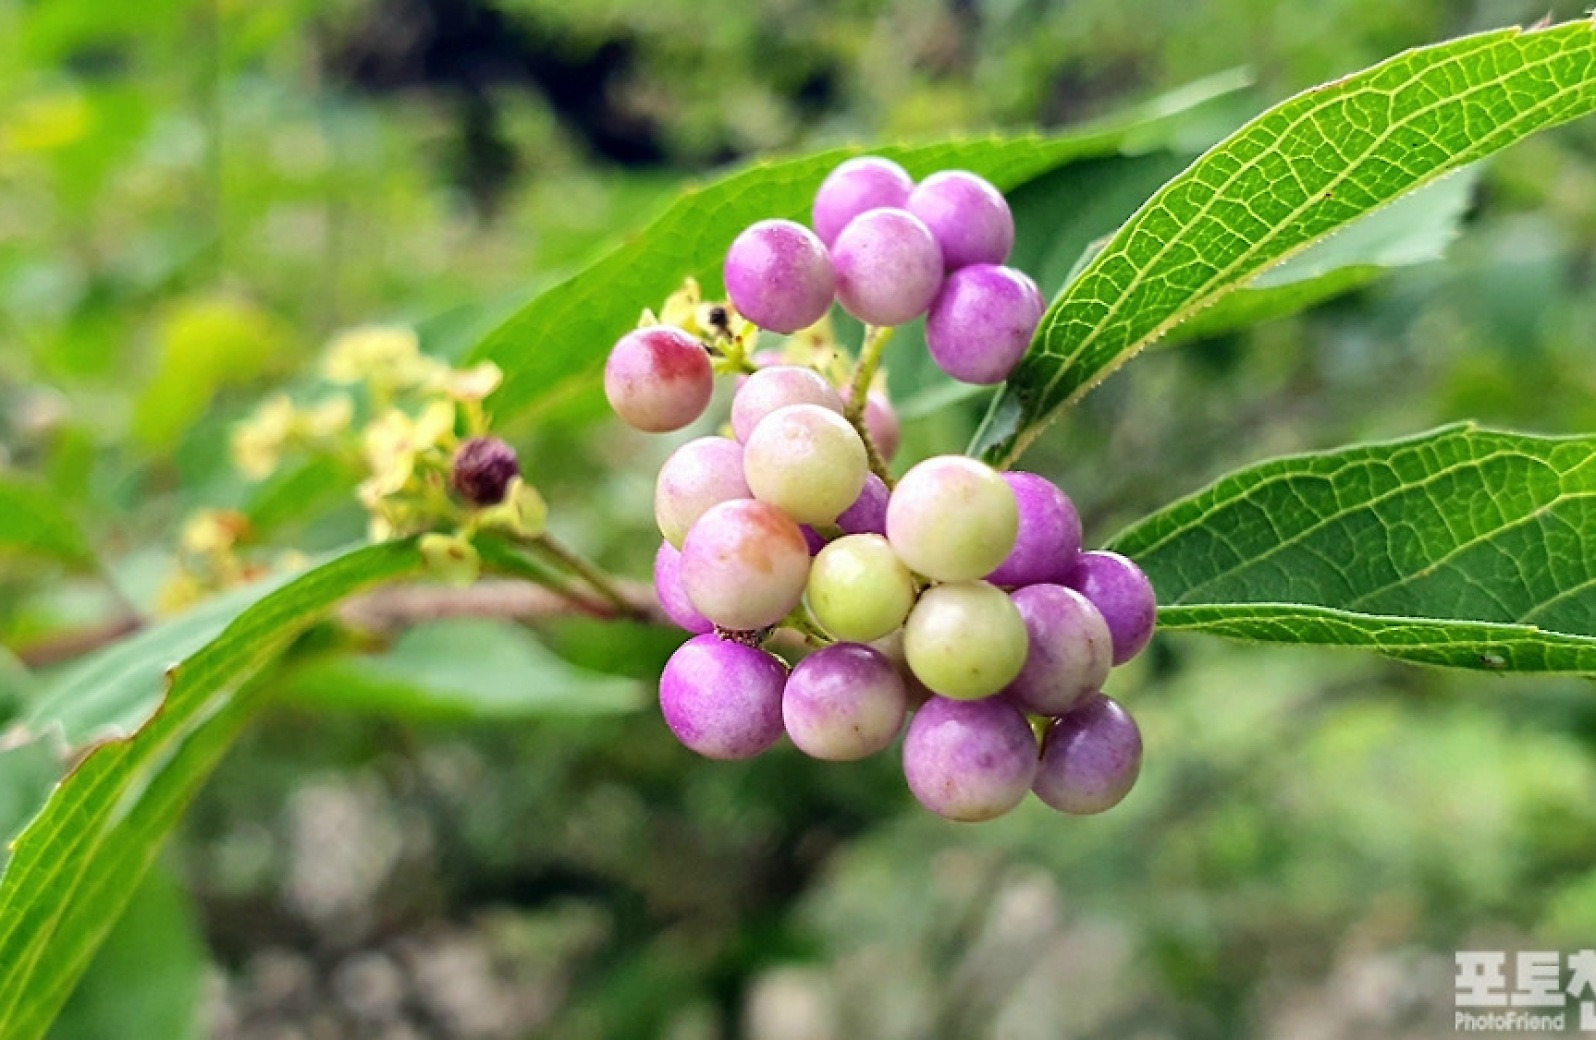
[4,1,1596,1037]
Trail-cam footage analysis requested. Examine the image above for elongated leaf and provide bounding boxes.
[977,19,1596,465]
[0,540,422,1040]
[283,618,644,721]
[1108,425,1596,673]
[49,868,204,1040]
[1164,166,1478,344]
[470,72,1249,424]
[27,567,308,746]
[0,476,92,568]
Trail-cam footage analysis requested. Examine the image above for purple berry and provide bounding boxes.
[1002,584,1111,716]
[731,365,845,442]
[1033,694,1142,814]
[924,264,1042,385]
[660,634,787,759]
[836,472,889,536]
[831,208,943,326]
[985,472,1082,587]
[654,541,712,635]
[1066,551,1157,665]
[654,436,751,549]
[604,325,714,432]
[800,525,828,555]
[450,436,520,507]
[902,696,1038,822]
[813,156,915,247]
[906,170,1014,270]
[864,390,900,462]
[1015,269,1046,313]
[783,643,907,760]
[724,219,835,334]
[680,498,812,631]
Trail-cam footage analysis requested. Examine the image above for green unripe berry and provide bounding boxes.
[806,534,917,642]
[743,404,868,524]
[886,456,1017,581]
[903,581,1028,700]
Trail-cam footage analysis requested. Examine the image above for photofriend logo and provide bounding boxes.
[1454,951,1596,1032]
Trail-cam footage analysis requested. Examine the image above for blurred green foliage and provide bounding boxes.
[2,0,1596,1037]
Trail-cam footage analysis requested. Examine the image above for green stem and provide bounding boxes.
[475,534,622,618]
[845,324,896,487]
[780,602,833,648]
[533,532,648,620]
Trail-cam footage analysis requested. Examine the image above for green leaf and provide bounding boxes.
[0,737,62,860]
[0,540,422,1040]
[1164,165,1479,344]
[26,569,308,747]
[0,475,93,568]
[282,617,644,721]
[49,868,204,1040]
[470,72,1250,426]
[0,648,38,724]
[978,20,1596,465]
[1107,425,1596,673]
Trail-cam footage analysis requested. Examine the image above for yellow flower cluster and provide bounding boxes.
[229,324,508,545]
[156,509,306,614]
[646,277,760,373]
[163,324,535,606]
[231,393,353,480]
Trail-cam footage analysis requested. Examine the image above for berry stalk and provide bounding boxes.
[523,531,653,622]
[845,324,896,486]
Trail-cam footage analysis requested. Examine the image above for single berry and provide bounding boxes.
[724,219,835,334]
[450,436,520,507]
[731,365,845,442]
[660,634,787,759]
[604,325,714,432]
[783,643,907,760]
[903,695,1038,822]
[1033,694,1142,814]
[680,499,811,631]
[1002,584,1111,716]
[864,389,901,462]
[812,156,915,246]
[1067,551,1157,665]
[654,540,713,635]
[985,472,1082,587]
[906,170,1014,270]
[831,208,943,326]
[806,533,916,642]
[887,455,1017,581]
[654,436,751,549]
[903,581,1028,700]
[1015,269,1046,313]
[836,472,889,536]
[925,264,1042,385]
[743,404,867,525]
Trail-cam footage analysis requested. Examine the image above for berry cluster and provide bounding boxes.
[603,156,1156,823]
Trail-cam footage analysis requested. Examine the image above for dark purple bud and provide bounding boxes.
[451,436,520,507]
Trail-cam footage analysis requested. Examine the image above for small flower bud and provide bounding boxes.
[451,436,520,507]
